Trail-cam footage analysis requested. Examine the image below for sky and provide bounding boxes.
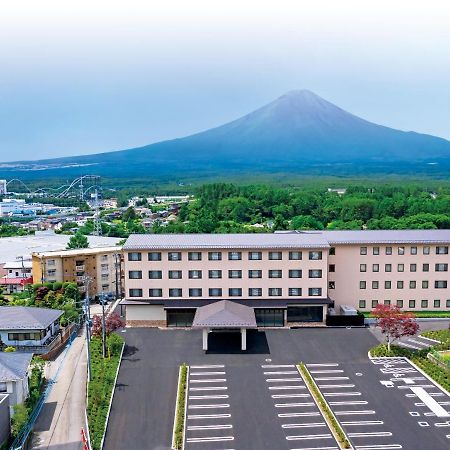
[1,0,450,162]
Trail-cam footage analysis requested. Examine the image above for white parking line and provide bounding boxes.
[275,402,315,408]
[272,394,310,399]
[341,420,384,426]
[410,386,450,417]
[348,432,392,437]
[290,447,338,450]
[266,378,303,382]
[188,403,230,409]
[188,413,231,419]
[189,395,229,400]
[190,379,227,383]
[334,410,376,416]
[279,412,321,418]
[186,436,234,443]
[329,401,368,406]
[315,377,350,381]
[261,364,295,368]
[318,384,356,389]
[323,392,362,397]
[286,434,333,441]
[397,342,423,350]
[355,445,402,449]
[309,370,344,374]
[306,363,340,367]
[190,365,225,369]
[282,422,327,429]
[187,424,233,431]
[269,385,306,390]
[264,371,299,375]
[189,386,228,391]
[408,338,430,347]
[190,371,226,376]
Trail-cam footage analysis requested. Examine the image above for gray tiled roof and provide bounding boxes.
[192,300,257,328]
[0,306,63,330]
[0,353,33,382]
[124,233,330,250]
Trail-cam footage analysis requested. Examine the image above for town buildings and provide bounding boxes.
[32,246,123,299]
[0,260,33,294]
[121,230,450,327]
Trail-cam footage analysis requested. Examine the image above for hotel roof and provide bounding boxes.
[123,233,330,250]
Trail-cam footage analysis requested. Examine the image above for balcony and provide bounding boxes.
[75,265,85,271]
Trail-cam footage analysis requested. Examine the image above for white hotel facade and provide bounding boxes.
[121,230,450,327]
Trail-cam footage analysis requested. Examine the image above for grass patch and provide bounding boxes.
[87,333,124,450]
[173,364,188,450]
[298,363,351,449]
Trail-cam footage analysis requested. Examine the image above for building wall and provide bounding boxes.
[0,324,58,347]
[124,248,328,301]
[329,243,450,311]
[0,378,28,415]
[0,394,10,447]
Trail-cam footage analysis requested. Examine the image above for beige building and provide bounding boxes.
[121,230,450,327]
[32,246,123,299]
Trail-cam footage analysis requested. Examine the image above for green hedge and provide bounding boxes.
[87,334,124,450]
[173,364,188,449]
[298,363,351,449]
[362,311,450,318]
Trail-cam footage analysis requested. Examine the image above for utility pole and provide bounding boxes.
[114,253,120,301]
[84,275,92,381]
[101,292,107,358]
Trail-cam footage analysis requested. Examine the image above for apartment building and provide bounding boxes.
[32,246,123,299]
[121,230,450,328]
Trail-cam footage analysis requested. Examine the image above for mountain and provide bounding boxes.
[2,90,450,180]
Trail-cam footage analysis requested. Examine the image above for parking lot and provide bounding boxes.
[104,327,450,450]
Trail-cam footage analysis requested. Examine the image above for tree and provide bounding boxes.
[91,312,125,338]
[372,304,419,352]
[66,232,89,249]
[122,206,137,221]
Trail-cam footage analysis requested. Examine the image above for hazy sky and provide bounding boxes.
[1,0,450,162]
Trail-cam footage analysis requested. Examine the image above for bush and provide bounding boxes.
[4,346,16,352]
[11,403,29,437]
[174,364,188,449]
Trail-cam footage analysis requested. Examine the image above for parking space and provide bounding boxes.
[185,364,235,449]
[395,334,440,351]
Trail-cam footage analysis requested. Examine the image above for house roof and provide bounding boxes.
[0,353,33,382]
[0,306,63,330]
[124,233,330,250]
[0,277,33,286]
[3,261,32,269]
[33,246,121,258]
[192,300,257,328]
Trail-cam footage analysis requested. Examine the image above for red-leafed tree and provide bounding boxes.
[91,313,125,337]
[372,304,419,352]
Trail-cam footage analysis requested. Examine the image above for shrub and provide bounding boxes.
[11,403,29,437]
[4,346,16,352]
[173,364,188,449]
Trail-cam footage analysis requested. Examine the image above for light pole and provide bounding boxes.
[83,275,92,381]
[100,292,107,358]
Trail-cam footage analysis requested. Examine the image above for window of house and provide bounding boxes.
[423,246,430,255]
[249,270,262,278]
[128,271,142,279]
[228,251,242,260]
[229,287,242,297]
[409,281,416,289]
[384,300,391,305]
[360,281,366,289]
[421,299,428,308]
[269,269,283,278]
[435,263,448,272]
[410,246,417,255]
[47,259,56,266]
[397,300,404,308]
[249,287,262,296]
[423,263,430,272]
[372,264,379,272]
[169,288,182,297]
[397,281,404,289]
[169,270,182,279]
[168,252,182,261]
[289,251,302,260]
[188,270,202,279]
[129,288,142,297]
[359,300,366,309]
[410,263,417,272]
[329,264,335,273]
[398,264,404,272]
[208,270,222,279]
[328,281,335,289]
[149,289,162,297]
[309,251,322,260]
[289,287,302,296]
[128,252,141,261]
[229,270,242,279]
[148,252,161,261]
[385,264,392,272]
[373,247,380,255]
[329,247,336,256]
[289,269,302,278]
[360,247,367,255]
[360,264,367,272]
[447,299,450,308]
[398,247,405,255]
[269,251,282,260]
[372,300,378,308]
[422,280,429,289]
[409,300,416,308]
[208,252,222,261]
[372,281,379,289]
[385,281,391,289]
[434,299,441,308]
[309,269,322,278]
[308,287,322,296]
[189,288,202,297]
[149,270,162,279]
[436,246,449,255]
[386,247,392,255]
[101,274,109,281]
[209,288,222,297]
[435,280,448,289]
[269,287,282,296]
[248,251,262,260]
[188,252,202,261]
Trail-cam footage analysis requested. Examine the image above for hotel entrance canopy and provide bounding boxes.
[192,300,257,351]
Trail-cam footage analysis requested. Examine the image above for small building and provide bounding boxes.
[0,394,10,447]
[0,352,33,414]
[0,306,63,351]
[0,261,33,294]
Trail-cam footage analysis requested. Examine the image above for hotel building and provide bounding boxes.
[121,230,450,327]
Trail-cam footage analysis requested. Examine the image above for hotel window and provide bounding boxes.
[447,300,450,308]
[248,251,262,260]
[148,252,161,261]
[398,264,404,272]
[149,270,162,279]
[209,288,222,297]
[372,281,379,289]
[398,247,405,255]
[360,264,367,272]
[328,281,335,289]
[410,281,416,289]
[373,247,380,255]
[329,264,335,273]
[436,246,449,255]
[409,300,416,308]
[421,299,428,308]
[228,270,242,279]
[397,300,404,308]
[188,252,202,261]
[434,299,441,308]
[189,288,202,297]
[229,287,242,297]
[422,280,429,289]
[188,270,202,279]
[373,264,379,272]
[384,300,391,305]
[372,300,378,308]
[309,269,322,278]
[101,255,108,262]
[423,246,430,255]
[385,264,392,272]
[208,252,222,261]
[47,259,56,266]
[360,281,366,289]
[360,247,367,255]
[397,281,404,289]
[128,252,141,261]
[169,288,183,297]
[289,269,302,278]
[269,269,283,278]
[410,246,417,255]
[435,280,448,289]
[269,287,282,296]
[249,270,262,279]
[169,270,182,279]
[269,251,282,260]
[385,247,392,255]
[129,288,142,297]
[228,251,242,261]
[208,270,222,279]
[435,263,448,272]
[129,270,142,279]
[410,264,417,272]
[101,274,109,281]
[168,252,182,261]
[149,289,163,297]
[249,287,262,297]
[359,300,366,308]
[289,287,302,296]
[309,251,322,260]
[329,247,336,256]
[289,251,302,260]
[423,263,430,272]
[384,281,391,289]
[309,287,322,296]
